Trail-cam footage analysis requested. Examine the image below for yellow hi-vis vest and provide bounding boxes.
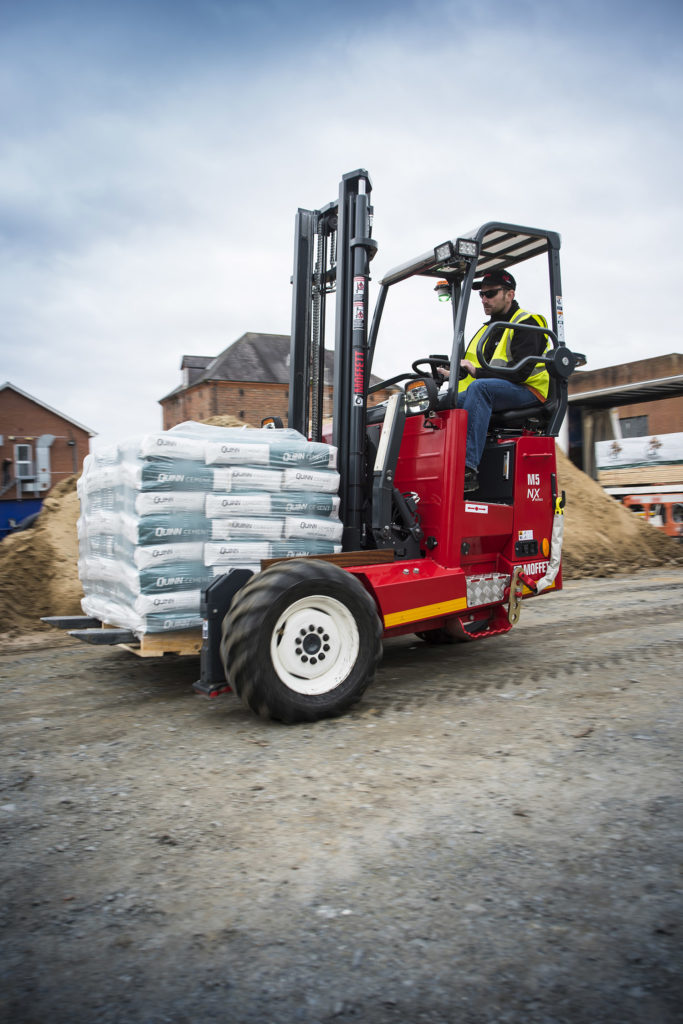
[459,307,550,402]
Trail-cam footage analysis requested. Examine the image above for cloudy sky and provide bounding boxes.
[1,0,681,448]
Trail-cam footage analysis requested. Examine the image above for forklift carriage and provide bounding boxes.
[45,169,585,723]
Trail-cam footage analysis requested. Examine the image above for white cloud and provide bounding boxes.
[1,0,682,448]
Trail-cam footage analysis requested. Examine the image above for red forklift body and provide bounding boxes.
[349,410,560,638]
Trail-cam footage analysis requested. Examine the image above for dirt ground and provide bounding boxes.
[1,443,682,1022]
[1,567,682,1023]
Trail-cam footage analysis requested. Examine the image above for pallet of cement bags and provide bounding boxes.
[77,422,342,635]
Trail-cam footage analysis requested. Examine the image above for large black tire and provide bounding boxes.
[220,560,383,723]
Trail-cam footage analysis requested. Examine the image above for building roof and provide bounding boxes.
[0,382,97,436]
[567,354,683,411]
[568,374,683,410]
[162,332,389,403]
[202,333,313,385]
[181,356,213,370]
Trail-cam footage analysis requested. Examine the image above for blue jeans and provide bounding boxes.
[457,379,542,469]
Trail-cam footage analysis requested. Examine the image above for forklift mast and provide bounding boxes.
[288,169,377,552]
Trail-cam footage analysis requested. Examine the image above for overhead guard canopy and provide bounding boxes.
[380,222,561,288]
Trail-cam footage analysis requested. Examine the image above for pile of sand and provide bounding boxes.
[201,415,252,429]
[554,446,681,578]
[0,442,680,637]
[0,476,83,637]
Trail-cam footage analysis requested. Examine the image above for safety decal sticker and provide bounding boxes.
[353,277,366,296]
[384,595,467,629]
[353,302,365,324]
[518,529,533,541]
[465,503,488,514]
[555,295,565,342]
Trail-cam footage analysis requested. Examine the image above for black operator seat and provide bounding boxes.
[488,373,559,433]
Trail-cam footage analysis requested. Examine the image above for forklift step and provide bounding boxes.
[41,615,102,630]
[68,628,139,646]
[473,622,512,638]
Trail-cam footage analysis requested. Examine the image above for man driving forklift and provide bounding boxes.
[441,269,550,492]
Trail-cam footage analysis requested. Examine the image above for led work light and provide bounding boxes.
[434,241,454,263]
[455,238,478,258]
[434,238,479,263]
[434,280,451,302]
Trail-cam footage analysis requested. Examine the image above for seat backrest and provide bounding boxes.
[488,371,564,436]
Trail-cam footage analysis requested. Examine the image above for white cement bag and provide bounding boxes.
[282,468,340,493]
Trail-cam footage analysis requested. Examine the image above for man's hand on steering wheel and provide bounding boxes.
[411,356,450,386]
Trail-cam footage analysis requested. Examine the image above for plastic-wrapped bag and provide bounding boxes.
[78,423,342,635]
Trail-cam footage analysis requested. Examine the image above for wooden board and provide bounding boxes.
[597,466,683,486]
[119,629,203,658]
[260,549,395,570]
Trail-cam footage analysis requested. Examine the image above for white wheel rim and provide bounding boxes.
[270,595,360,696]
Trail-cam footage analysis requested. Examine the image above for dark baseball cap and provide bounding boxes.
[473,269,516,291]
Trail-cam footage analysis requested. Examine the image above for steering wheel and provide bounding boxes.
[411,355,450,385]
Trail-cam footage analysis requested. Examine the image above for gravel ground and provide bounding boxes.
[1,567,682,1024]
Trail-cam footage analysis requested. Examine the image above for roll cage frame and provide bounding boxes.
[368,221,566,413]
[287,169,580,551]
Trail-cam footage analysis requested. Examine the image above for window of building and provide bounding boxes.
[620,415,649,438]
[14,443,34,479]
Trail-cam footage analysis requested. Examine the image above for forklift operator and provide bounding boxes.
[441,269,549,493]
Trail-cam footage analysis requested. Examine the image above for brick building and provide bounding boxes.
[569,353,683,438]
[567,353,683,477]
[1,382,95,536]
[159,332,396,431]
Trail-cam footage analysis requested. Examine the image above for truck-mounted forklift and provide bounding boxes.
[46,169,585,723]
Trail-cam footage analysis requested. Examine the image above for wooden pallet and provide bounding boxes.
[119,629,203,658]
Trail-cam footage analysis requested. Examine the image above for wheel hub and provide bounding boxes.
[270,597,360,695]
[298,627,328,660]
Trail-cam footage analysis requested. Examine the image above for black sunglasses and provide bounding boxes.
[480,287,503,299]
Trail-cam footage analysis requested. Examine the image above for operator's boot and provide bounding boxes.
[464,467,479,493]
